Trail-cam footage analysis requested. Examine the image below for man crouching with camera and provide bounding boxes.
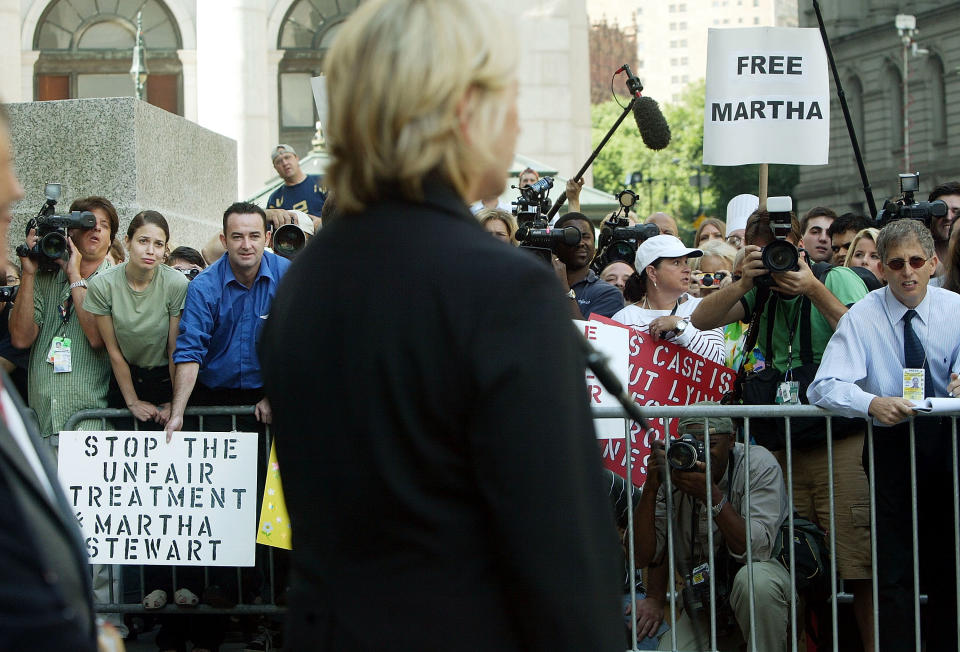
[633,407,790,652]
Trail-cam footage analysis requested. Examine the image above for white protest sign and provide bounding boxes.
[576,319,630,439]
[58,431,258,566]
[703,27,829,165]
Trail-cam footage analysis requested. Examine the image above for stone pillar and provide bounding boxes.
[0,0,22,102]
[266,49,285,159]
[177,49,198,123]
[20,51,40,104]
[196,0,270,198]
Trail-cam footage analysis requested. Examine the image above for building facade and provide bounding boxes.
[1,0,593,197]
[794,1,960,216]
[587,0,797,104]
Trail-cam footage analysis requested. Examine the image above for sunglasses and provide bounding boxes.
[692,271,729,287]
[885,256,928,271]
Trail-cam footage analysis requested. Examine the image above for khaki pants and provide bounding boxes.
[659,559,792,652]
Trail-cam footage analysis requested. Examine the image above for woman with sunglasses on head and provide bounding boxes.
[612,234,727,364]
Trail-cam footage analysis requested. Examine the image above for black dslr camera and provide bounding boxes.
[512,177,582,264]
[0,285,17,304]
[666,433,706,471]
[756,195,800,288]
[876,172,948,227]
[16,183,95,272]
[591,189,659,273]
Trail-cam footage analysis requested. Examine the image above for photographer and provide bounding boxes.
[690,208,874,651]
[9,195,117,437]
[928,181,960,278]
[552,212,624,320]
[633,408,790,651]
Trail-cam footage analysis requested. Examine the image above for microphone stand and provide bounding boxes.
[547,65,644,219]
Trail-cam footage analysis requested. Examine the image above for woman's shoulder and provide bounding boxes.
[676,293,702,317]
[611,302,649,326]
[88,261,125,288]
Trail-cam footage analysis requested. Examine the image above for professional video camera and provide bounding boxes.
[876,172,948,227]
[591,188,659,273]
[756,195,800,289]
[666,433,706,471]
[16,183,95,272]
[512,177,582,263]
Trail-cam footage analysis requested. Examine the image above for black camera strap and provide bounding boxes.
[722,287,770,405]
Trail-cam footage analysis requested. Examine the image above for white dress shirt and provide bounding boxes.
[808,286,960,420]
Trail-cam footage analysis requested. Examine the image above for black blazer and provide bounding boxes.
[262,182,624,651]
[0,371,96,651]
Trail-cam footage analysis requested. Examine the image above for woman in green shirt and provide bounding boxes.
[86,210,188,426]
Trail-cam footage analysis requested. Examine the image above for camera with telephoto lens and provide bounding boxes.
[666,433,706,471]
[876,172,948,228]
[178,268,200,281]
[16,183,96,272]
[591,189,659,273]
[756,195,800,289]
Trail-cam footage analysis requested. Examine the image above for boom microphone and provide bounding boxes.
[633,95,671,151]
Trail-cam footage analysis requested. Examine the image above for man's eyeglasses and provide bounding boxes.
[885,256,928,271]
[726,235,743,247]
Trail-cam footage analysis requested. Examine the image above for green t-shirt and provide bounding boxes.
[29,261,113,436]
[85,262,189,368]
[740,265,868,371]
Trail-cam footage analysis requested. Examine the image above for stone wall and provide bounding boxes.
[5,97,236,260]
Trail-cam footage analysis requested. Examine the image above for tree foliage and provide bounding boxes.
[588,19,637,105]
[590,79,799,243]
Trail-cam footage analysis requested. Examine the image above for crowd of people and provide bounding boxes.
[2,0,960,649]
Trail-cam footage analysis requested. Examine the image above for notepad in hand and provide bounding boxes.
[911,398,960,414]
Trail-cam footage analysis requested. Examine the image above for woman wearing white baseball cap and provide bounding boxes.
[612,234,727,364]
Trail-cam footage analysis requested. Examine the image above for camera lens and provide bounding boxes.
[39,232,68,260]
[666,440,699,471]
[272,224,306,259]
[762,240,799,273]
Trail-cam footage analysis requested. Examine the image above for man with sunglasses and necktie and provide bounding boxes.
[809,218,960,652]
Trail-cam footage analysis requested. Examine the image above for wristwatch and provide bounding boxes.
[567,289,576,300]
[673,317,689,336]
[711,495,727,518]
[69,279,87,290]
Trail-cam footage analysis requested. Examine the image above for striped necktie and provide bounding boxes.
[903,309,931,398]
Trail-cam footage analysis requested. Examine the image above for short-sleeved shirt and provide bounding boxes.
[173,251,290,390]
[739,265,867,371]
[267,175,326,217]
[85,263,189,368]
[572,270,624,319]
[28,261,113,436]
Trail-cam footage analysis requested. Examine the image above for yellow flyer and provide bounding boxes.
[257,441,292,550]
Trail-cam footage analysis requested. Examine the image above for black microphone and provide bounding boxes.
[633,95,671,151]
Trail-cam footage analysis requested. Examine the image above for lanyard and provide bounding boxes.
[778,297,805,383]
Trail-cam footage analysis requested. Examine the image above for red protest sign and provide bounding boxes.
[589,315,735,487]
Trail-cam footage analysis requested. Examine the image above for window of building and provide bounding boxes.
[886,62,904,152]
[637,60,644,68]
[682,75,689,82]
[680,39,687,47]
[928,55,947,143]
[33,0,182,114]
[846,74,865,147]
[681,57,688,65]
[679,3,686,10]
[670,40,677,48]
[679,22,687,30]
[671,58,678,66]
[671,75,679,83]
[754,17,760,24]
[670,22,676,30]
[754,0,759,5]
[723,18,729,24]
[277,0,363,154]
[669,4,676,11]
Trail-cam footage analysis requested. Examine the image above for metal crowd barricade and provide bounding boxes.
[592,403,960,652]
[60,405,286,616]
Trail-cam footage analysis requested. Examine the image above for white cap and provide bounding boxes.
[635,234,703,272]
[726,194,759,234]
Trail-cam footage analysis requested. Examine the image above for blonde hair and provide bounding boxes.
[323,0,517,213]
[477,208,518,245]
[689,239,737,271]
[843,227,881,268]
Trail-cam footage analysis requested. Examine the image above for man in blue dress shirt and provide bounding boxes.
[809,218,960,652]
[166,201,290,439]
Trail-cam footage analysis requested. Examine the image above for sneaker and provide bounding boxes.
[244,625,277,652]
